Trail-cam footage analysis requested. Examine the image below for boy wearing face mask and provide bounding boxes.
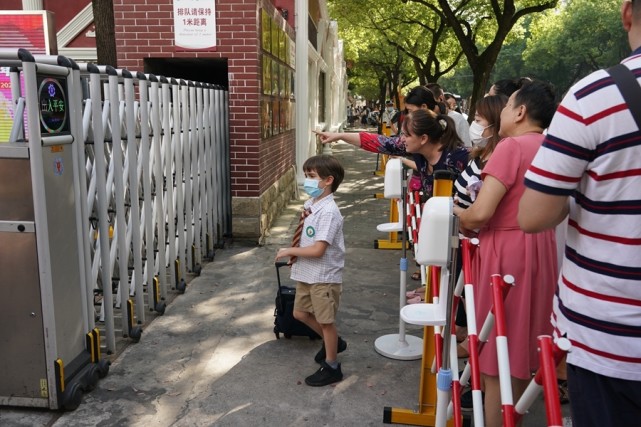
[275,155,347,387]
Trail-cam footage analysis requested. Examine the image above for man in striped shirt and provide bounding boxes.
[518,2,641,425]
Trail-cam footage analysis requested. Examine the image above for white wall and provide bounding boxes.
[294,0,347,183]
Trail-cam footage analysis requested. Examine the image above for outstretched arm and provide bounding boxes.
[314,130,362,147]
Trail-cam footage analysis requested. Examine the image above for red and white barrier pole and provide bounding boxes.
[448,272,465,427]
[432,266,443,371]
[457,238,486,426]
[514,336,571,425]
[491,274,516,427]
[539,336,563,427]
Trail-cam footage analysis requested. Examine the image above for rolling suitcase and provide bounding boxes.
[273,261,321,340]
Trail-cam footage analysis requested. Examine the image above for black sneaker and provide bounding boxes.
[314,337,347,363]
[305,361,343,386]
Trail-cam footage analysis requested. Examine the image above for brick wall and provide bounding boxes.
[112,0,296,200]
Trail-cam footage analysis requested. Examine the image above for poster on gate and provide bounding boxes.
[173,0,217,51]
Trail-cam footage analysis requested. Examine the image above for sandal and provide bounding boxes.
[411,270,421,281]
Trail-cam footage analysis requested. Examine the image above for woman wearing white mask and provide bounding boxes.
[451,94,507,361]
[454,94,507,210]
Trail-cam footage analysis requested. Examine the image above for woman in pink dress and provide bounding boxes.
[453,80,558,427]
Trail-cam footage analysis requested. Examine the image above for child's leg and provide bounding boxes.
[320,322,338,361]
[293,310,323,337]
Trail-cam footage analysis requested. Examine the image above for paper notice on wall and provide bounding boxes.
[173,0,216,50]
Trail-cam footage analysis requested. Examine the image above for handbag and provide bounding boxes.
[606,63,641,126]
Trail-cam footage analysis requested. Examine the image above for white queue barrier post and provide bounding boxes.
[374,159,423,360]
[399,196,460,427]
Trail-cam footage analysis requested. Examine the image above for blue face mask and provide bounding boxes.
[304,178,324,198]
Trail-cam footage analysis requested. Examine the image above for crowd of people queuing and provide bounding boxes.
[315,3,641,423]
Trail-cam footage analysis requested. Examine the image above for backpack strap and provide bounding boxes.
[606,63,641,129]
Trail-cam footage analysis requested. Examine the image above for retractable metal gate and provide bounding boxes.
[78,66,231,355]
[0,48,109,410]
[0,47,231,410]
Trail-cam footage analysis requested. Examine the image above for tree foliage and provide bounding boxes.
[339,19,416,105]
[332,0,630,116]
[405,0,558,117]
[329,0,463,103]
[523,0,628,95]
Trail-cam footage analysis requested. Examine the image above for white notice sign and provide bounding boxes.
[173,0,216,50]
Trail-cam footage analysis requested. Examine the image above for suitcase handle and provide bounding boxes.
[275,261,290,292]
[275,261,289,269]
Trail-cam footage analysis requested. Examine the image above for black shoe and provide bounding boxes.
[460,389,484,412]
[558,379,570,405]
[314,337,347,363]
[305,361,343,387]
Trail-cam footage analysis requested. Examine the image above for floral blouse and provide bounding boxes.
[359,132,469,198]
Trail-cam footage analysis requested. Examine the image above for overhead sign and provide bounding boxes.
[173,0,216,50]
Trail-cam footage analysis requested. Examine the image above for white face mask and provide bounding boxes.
[469,121,491,147]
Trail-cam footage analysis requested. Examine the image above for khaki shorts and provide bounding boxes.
[294,282,342,325]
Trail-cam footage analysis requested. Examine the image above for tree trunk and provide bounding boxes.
[92,0,117,67]
[468,67,491,121]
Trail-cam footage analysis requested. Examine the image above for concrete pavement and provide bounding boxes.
[0,141,570,426]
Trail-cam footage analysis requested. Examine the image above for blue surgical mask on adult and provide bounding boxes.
[304,178,324,198]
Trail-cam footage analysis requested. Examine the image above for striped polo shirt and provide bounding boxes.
[524,49,641,381]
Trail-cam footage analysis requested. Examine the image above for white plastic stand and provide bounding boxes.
[375,160,423,360]
[399,196,457,427]
[400,197,453,327]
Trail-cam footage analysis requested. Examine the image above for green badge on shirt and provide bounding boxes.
[305,226,315,237]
